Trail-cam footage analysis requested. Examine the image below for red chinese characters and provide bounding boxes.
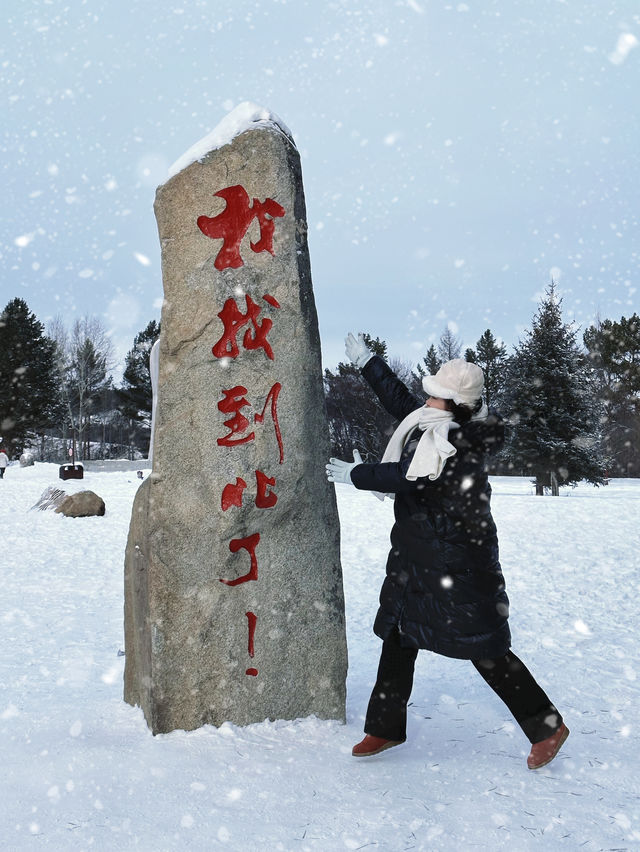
[219,533,260,586]
[210,200,287,678]
[221,471,277,512]
[217,386,254,447]
[245,612,258,677]
[221,477,247,511]
[217,382,284,464]
[255,470,277,509]
[217,469,275,675]
[212,294,280,361]
[197,185,285,271]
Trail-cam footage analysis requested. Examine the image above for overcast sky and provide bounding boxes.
[2,0,639,376]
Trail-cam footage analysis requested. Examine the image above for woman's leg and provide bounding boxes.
[364,628,418,742]
[472,651,563,744]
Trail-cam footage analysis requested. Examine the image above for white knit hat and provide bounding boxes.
[422,358,484,405]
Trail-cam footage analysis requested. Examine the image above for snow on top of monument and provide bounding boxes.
[166,102,293,180]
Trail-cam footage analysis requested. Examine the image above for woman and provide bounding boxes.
[0,446,8,478]
[326,333,569,770]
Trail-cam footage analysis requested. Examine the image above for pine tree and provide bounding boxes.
[70,338,111,459]
[118,320,161,456]
[464,347,477,363]
[119,320,160,420]
[324,333,397,460]
[584,313,640,475]
[361,333,387,359]
[0,298,62,456]
[475,329,508,409]
[500,283,607,494]
[422,344,441,375]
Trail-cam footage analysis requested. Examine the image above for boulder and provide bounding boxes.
[55,490,105,518]
[124,104,348,734]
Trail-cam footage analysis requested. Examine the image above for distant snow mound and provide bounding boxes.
[166,102,294,180]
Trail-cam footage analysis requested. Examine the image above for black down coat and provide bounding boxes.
[350,356,511,660]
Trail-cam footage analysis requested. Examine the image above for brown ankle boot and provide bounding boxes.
[527,723,570,770]
[352,734,405,757]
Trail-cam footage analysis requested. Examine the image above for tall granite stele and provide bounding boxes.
[124,104,348,734]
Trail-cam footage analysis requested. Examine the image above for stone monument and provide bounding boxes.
[124,104,348,734]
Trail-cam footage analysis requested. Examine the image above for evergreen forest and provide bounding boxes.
[1,287,639,491]
[0,298,159,462]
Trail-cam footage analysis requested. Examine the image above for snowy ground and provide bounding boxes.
[1,463,639,850]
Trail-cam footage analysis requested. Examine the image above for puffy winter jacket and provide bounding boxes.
[350,356,511,660]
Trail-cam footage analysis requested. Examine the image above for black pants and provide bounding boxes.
[364,629,563,744]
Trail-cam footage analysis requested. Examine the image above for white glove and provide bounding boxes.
[345,332,374,369]
[326,449,364,484]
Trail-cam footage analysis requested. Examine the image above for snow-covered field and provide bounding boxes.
[1,463,639,850]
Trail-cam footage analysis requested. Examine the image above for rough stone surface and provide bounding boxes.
[55,490,106,518]
[124,115,348,734]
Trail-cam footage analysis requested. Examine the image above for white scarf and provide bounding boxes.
[374,403,488,500]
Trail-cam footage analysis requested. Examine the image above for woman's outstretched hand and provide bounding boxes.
[326,449,364,484]
[345,332,374,369]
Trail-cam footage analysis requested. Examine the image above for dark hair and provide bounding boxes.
[446,397,483,424]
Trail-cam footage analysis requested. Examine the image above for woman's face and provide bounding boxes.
[426,396,450,411]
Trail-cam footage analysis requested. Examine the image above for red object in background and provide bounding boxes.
[219,532,260,586]
[197,185,285,271]
[221,477,247,511]
[255,470,277,508]
[212,294,278,361]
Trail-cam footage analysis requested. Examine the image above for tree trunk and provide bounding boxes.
[535,478,545,496]
[550,470,559,496]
